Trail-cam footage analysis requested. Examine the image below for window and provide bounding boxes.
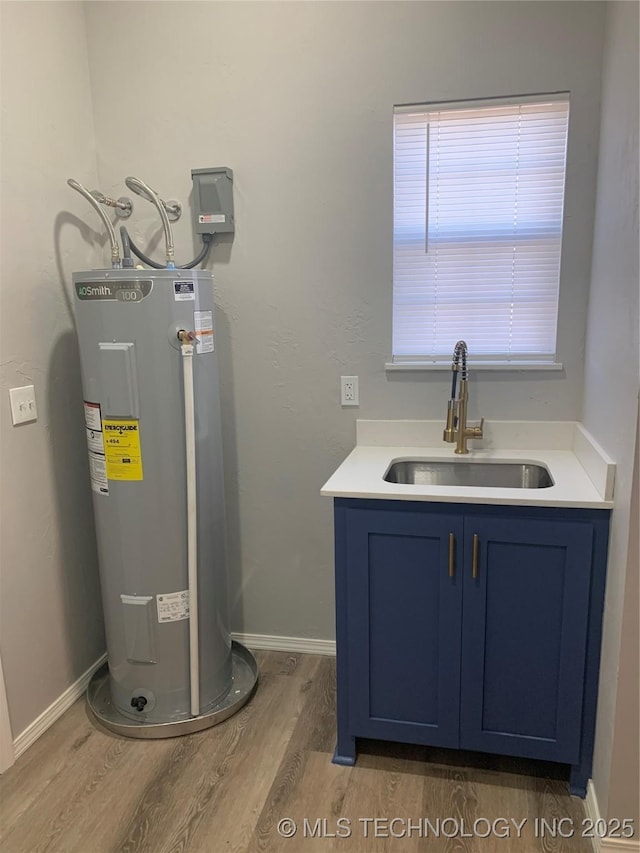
[392,94,570,367]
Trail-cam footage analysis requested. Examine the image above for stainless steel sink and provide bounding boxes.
[384,460,554,489]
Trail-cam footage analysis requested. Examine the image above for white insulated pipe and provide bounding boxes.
[181,340,200,716]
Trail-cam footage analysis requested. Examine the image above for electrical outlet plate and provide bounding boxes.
[341,376,359,407]
[9,385,37,425]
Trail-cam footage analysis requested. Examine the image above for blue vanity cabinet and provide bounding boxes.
[332,498,610,798]
[344,507,463,750]
[459,516,593,763]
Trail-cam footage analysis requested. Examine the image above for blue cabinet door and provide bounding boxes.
[460,516,593,763]
[346,508,463,748]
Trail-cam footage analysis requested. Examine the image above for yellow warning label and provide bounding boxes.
[102,419,143,481]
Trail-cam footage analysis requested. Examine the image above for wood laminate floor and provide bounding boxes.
[0,652,592,852]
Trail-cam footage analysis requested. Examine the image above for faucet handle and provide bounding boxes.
[466,417,484,440]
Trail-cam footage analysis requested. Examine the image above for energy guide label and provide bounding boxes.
[194,310,214,353]
[102,419,144,481]
[156,590,190,623]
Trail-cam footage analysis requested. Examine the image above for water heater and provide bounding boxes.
[73,266,256,736]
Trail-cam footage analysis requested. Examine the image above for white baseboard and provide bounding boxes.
[231,632,336,657]
[9,635,333,763]
[585,781,602,853]
[584,781,640,853]
[12,653,107,760]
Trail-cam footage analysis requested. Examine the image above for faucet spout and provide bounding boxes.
[443,341,484,454]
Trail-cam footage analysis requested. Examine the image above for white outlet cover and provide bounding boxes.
[340,376,359,407]
[9,385,37,425]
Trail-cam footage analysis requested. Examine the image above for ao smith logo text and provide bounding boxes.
[77,284,113,297]
[75,280,153,301]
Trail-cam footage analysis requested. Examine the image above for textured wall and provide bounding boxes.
[581,0,640,818]
[84,0,605,642]
[0,1,105,737]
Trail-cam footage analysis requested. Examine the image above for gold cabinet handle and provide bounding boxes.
[448,533,455,577]
[472,533,479,579]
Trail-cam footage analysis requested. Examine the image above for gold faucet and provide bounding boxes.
[443,340,484,454]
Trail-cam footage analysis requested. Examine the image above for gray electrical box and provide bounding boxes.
[191,167,234,236]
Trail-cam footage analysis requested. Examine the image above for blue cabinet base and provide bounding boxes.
[332,746,356,767]
[332,736,590,797]
[332,499,610,799]
[331,736,590,798]
[569,761,591,798]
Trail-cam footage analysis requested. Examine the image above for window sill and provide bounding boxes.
[385,360,564,372]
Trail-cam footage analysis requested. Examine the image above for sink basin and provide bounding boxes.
[384,460,554,489]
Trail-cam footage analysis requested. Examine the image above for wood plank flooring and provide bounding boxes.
[0,652,592,852]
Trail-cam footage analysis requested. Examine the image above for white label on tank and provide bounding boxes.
[84,400,102,431]
[194,310,214,354]
[88,452,109,495]
[86,427,104,454]
[156,590,190,623]
[199,214,225,224]
[174,281,195,301]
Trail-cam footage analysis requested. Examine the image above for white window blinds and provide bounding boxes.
[392,95,570,364]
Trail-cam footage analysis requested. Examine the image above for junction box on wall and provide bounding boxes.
[191,167,235,236]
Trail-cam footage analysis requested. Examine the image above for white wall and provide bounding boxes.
[607,417,639,826]
[84,0,605,641]
[0,1,105,738]
[581,0,640,818]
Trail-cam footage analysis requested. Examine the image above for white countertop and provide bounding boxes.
[321,421,614,509]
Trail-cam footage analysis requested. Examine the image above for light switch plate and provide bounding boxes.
[9,385,37,425]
